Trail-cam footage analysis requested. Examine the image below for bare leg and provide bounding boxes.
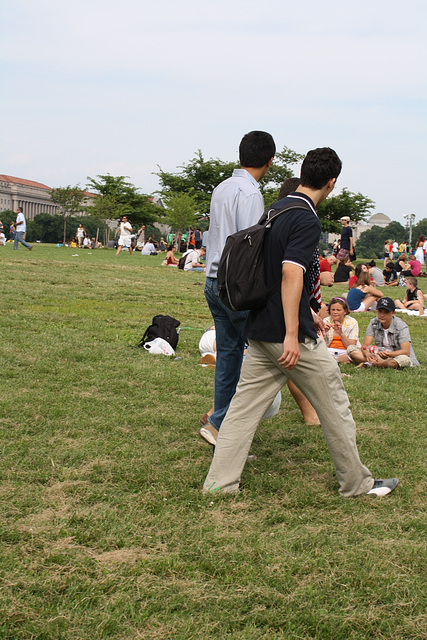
[372,358,398,369]
[287,380,320,425]
[347,349,367,364]
[116,245,122,256]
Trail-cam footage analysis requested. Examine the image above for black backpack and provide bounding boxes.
[178,250,196,270]
[217,200,311,312]
[135,315,181,350]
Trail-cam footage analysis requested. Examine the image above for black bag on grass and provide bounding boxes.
[217,200,311,312]
[136,315,180,350]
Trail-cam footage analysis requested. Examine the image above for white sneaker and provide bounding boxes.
[367,478,399,496]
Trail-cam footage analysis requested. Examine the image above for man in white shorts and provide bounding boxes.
[115,216,133,256]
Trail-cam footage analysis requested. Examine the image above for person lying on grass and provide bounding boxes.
[347,297,420,369]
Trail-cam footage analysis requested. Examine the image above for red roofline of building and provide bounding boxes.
[0,174,52,190]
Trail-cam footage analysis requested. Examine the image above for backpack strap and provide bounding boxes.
[258,197,312,227]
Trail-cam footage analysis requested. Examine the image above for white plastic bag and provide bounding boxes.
[143,337,175,356]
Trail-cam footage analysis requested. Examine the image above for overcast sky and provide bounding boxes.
[1,0,426,224]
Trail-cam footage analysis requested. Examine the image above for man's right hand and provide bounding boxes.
[278,335,300,370]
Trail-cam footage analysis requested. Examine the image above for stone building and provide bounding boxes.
[0,174,59,218]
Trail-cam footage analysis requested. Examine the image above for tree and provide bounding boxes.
[317,188,376,234]
[87,174,161,228]
[163,192,199,248]
[155,146,304,213]
[355,221,407,259]
[50,185,87,243]
[156,152,237,214]
[259,146,305,205]
[411,218,427,243]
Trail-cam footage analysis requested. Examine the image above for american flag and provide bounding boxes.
[308,246,321,313]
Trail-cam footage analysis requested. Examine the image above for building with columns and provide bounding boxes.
[0,174,59,219]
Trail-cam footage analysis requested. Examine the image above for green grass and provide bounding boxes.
[0,243,426,640]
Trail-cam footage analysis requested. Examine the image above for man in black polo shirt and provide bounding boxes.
[203,147,398,499]
[340,215,354,257]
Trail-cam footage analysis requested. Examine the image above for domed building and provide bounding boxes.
[367,213,392,228]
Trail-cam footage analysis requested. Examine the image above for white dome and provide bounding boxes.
[368,213,391,226]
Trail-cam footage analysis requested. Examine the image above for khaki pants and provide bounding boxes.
[203,338,373,497]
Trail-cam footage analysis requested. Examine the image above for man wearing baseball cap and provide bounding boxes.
[347,297,419,368]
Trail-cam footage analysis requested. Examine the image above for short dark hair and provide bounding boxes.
[300,147,342,190]
[239,131,276,168]
[278,177,300,200]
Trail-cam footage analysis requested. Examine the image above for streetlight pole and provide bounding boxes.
[403,214,416,248]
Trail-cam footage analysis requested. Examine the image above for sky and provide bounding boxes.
[1,0,426,225]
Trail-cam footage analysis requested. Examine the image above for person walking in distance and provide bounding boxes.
[14,207,32,251]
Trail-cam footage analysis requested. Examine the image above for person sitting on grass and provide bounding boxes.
[333,255,355,283]
[383,261,398,286]
[166,244,179,266]
[323,297,360,363]
[346,271,383,312]
[348,263,372,289]
[395,277,425,315]
[347,297,419,368]
[141,239,157,255]
[367,260,385,286]
[183,246,206,272]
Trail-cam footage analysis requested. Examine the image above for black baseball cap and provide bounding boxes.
[377,297,396,312]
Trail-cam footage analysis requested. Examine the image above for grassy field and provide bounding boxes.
[0,243,426,640]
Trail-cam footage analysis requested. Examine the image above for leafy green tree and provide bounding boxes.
[0,210,16,240]
[30,213,105,243]
[155,146,304,213]
[50,185,87,243]
[260,147,305,205]
[355,221,407,259]
[163,192,199,247]
[317,188,376,234]
[87,174,161,227]
[156,152,237,214]
[411,218,427,243]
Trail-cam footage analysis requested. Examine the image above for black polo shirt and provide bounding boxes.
[340,225,352,251]
[246,192,321,344]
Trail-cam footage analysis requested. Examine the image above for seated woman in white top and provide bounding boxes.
[323,297,360,363]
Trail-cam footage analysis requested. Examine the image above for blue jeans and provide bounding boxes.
[204,277,249,431]
[14,232,31,250]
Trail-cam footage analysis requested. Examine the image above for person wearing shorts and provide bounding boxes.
[115,216,133,255]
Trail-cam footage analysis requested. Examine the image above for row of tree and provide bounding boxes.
[155,148,376,234]
[355,220,427,259]
[2,145,384,244]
